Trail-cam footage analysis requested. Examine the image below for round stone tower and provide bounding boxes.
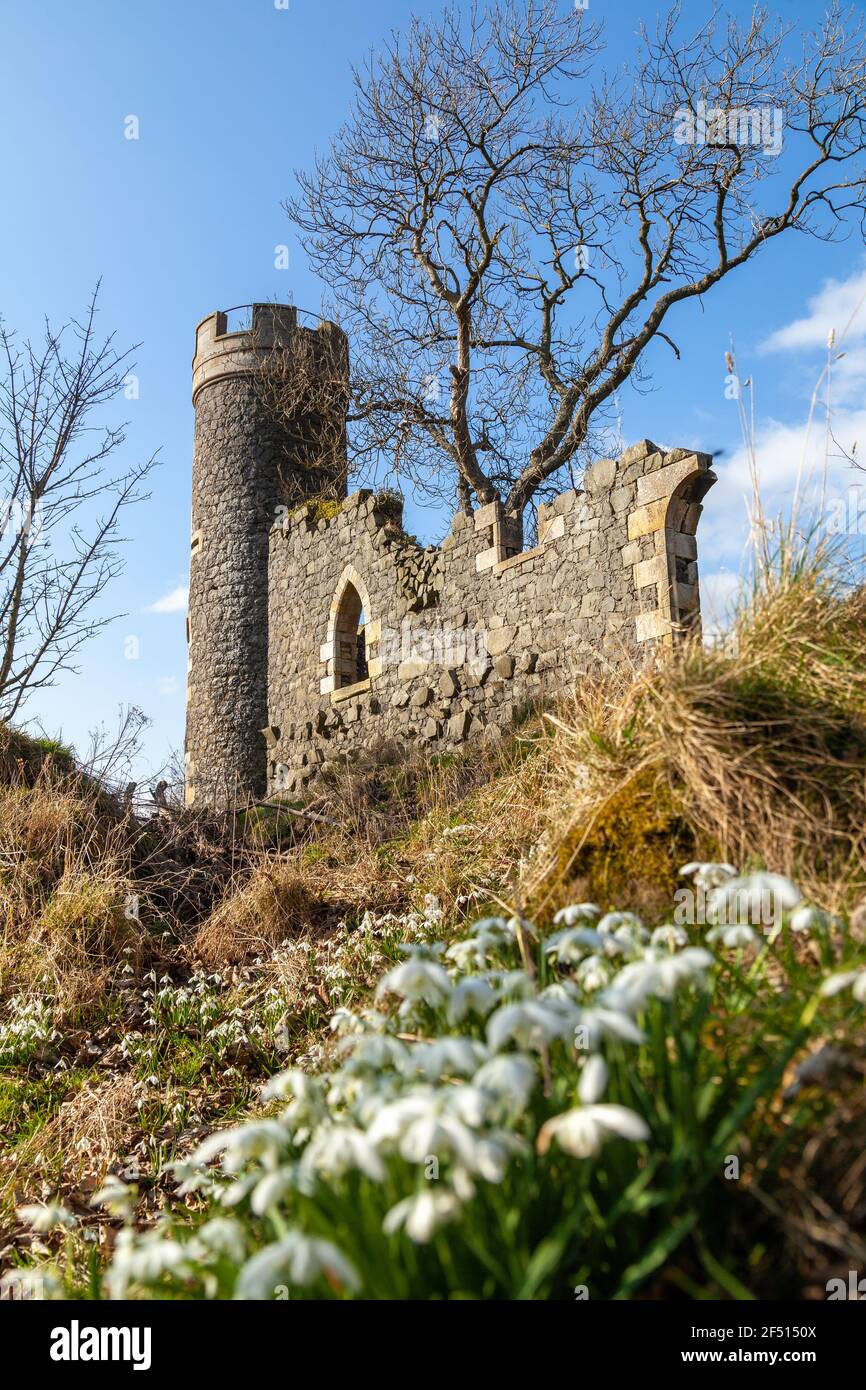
[185,303,348,808]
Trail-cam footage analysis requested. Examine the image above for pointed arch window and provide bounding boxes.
[334,580,368,688]
[323,566,378,698]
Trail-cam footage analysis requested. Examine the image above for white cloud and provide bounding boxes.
[698,407,866,568]
[760,267,866,354]
[144,585,188,614]
[700,568,743,639]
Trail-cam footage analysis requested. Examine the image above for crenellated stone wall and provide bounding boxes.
[263,440,716,798]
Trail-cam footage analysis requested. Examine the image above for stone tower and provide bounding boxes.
[185,303,348,808]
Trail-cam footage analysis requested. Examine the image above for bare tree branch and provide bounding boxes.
[0,283,159,717]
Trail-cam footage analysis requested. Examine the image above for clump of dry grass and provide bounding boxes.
[193,859,320,967]
[5,1073,139,1204]
[528,540,866,917]
[29,868,140,1008]
[0,764,152,1019]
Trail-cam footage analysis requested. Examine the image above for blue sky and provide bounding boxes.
[0,0,863,781]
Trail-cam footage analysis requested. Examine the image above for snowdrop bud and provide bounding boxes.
[579,1053,608,1105]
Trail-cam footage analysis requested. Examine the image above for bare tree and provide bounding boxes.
[285,0,866,535]
[251,310,350,510]
[79,703,151,787]
[0,285,157,719]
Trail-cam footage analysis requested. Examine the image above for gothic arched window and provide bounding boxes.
[333,579,368,688]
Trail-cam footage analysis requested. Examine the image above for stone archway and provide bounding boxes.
[323,565,375,691]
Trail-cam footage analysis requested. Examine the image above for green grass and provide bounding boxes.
[0,1069,97,1150]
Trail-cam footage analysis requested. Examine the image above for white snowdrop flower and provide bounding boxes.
[469,1132,518,1182]
[396,939,446,959]
[599,960,662,1013]
[611,921,650,951]
[90,1174,137,1221]
[376,957,452,1007]
[650,924,689,951]
[706,923,761,949]
[706,872,802,928]
[445,1082,490,1128]
[189,1120,290,1175]
[261,1069,322,1104]
[423,893,444,923]
[445,937,492,971]
[338,1034,409,1073]
[366,1088,489,1169]
[470,915,511,937]
[451,1165,478,1201]
[250,1166,311,1216]
[820,968,866,1003]
[447,975,496,1023]
[222,1173,263,1209]
[300,1125,385,1182]
[490,969,535,1001]
[235,1231,360,1298]
[680,861,737,889]
[653,947,715,997]
[362,1088,440,1147]
[538,979,581,1008]
[789,904,826,934]
[277,1081,330,1139]
[578,1053,608,1105]
[107,1225,196,1299]
[575,954,611,991]
[409,1037,487,1081]
[196,1218,247,1263]
[383,1189,461,1243]
[506,914,538,941]
[574,1005,646,1047]
[537,1089,649,1159]
[486,1000,572,1053]
[553,903,601,926]
[543,926,604,963]
[603,947,713,1012]
[473,1054,537,1114]
[17,1201,77,1232]
[397,1108,480,1167]
[597,911,644,936]
[329,1008,362,1034]
[449,916,523,967]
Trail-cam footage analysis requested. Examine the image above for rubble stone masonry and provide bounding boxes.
[185,305,716,807]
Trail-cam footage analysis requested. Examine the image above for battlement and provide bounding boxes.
[192,303,346,405]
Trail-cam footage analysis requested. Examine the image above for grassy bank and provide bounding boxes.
[1,540,864,1300]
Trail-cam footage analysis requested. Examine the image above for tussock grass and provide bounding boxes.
[193,861,318,967]
[5,1073,138,1199]
[529,541,866,918]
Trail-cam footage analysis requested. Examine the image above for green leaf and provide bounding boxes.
[613,1210,698,1299]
